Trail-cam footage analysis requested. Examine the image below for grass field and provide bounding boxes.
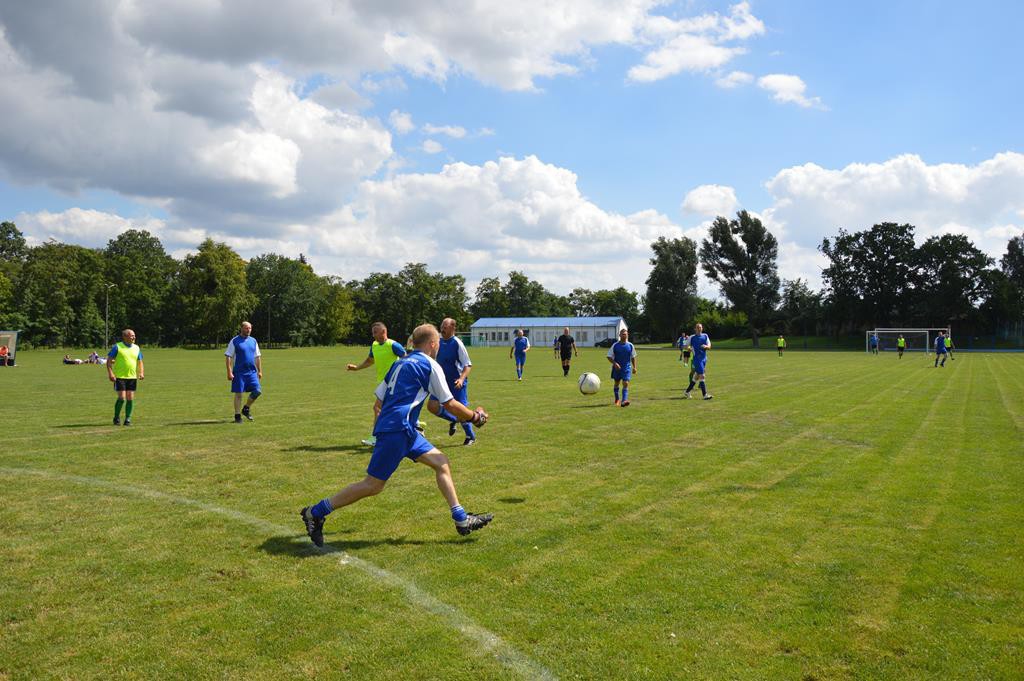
[2,346,1023,680]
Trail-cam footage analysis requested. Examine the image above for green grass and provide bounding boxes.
[2,347,1023,679]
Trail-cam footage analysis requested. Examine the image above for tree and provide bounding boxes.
[1002,234,1024,289]
[171,239,255,344]
[469,277,509,319]
[15,241,106,346]
[914,233,994,327]
[819,222,918,330]
[700,211,781,347]
[104,230,176,345]
[0,221,28,263]
[779,278,822,336]
[469,272,569,319]
[317,276,355,344]
[247,254,327,345]
[644,236,699,341]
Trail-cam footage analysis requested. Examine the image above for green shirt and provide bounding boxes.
[945,337,952,348]
[897,338,905,348]
[777,338,785,348]
[370,340,405,384]
[110,342,141,379]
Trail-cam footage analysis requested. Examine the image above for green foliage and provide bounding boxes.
[700,211,781,346]
[104,229,176,345]
[469,271,569,320]
[0,221,28,262]
[171,238,256,344]
[644,236,699,341]
[15,241,106,346]
[915,233,993,325]
[568,286,640,324]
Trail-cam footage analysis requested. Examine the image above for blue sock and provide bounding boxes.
[686,380,695,392]
[462,422,475,439]
[451,505,467,522]
[622,388,628,402]
[614,386,619,401]
[438,407,458,423]
[310,498,333,519]
[699,381,707,396]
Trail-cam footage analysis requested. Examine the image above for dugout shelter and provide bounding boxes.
[470,316,627,348]
[0,330,19,366]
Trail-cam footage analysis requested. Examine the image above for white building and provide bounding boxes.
[469,317,627,348]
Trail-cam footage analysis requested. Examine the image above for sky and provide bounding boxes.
[1,0,1023,298]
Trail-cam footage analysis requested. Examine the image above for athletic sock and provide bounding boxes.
[563,366,569,376]
[622,388,629,402]
[699,381,707,397]
[310,498,334,519]
[613,386,620,401]
[462,422,475,439]
[686,380,695,392]
[114,398,124,419]
[437,407,458,423]
[125,400,134,419]
[450,504,467,522]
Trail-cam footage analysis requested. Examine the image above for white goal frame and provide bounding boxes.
[867,327,950,353]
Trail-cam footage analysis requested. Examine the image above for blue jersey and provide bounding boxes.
[225,335,260,373]
[373,351,453,436]
[607,341,636,367]
[436,336,472,385]
[690,333,710,361]
[870,335,878,347]
[935,336,947,352]
[513,336,530,355]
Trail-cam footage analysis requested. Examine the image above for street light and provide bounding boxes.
[105,283,116,347]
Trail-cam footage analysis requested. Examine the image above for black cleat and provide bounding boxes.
[123,419,132,426]
[300,507,325,547]
[463,437,476,446]
[449,421,457,437]
[113,416,120,425]
[455,512,493,536]
[241,406,253,421]
[234,414,243,423]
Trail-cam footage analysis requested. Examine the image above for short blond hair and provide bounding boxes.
[412,323,440,347]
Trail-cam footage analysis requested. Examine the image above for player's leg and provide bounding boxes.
[613,377,621,405]
[123,387,136,424]
[685,367,696,396]
[233,393,243,421]
[698,371,711,399]
[417,448,493,534]
[242,388,260,421]
[113,383,126,424]
[362,401,381,446]
[455,384,475,443]
[621,378,631,406]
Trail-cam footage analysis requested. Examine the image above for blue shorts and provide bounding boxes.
[449,381,469,407]
[367,430,435,481]
[231,371,261,393]
[514,353,526,365]
[936,348,947,355]
[692,359,707,375]
[611,366,632,382]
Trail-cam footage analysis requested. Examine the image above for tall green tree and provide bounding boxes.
[644,236,699,341]
[104,230,176,345]
[247,254,327,345]
[0,221,28,263]
[700,211,781,347]
[15,241,106,346]
[469,277,509,319]
[779,278,822,336]
[914,233,994,326]
[171,239,255,344]
[318,276,356,344]
[1002,234,1024,289]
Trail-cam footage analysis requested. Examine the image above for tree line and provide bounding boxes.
[1,215,1022,348]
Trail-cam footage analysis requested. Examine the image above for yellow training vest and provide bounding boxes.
[113,342,141,379]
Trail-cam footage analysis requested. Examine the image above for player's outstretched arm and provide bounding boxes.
[347,357,374,371]
[225,355,234,381]
[137,359,144,380]
[442,399,488,425]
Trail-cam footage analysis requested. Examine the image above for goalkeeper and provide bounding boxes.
[301,324,492,545]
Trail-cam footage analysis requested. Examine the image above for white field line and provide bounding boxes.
[0,466,556,681]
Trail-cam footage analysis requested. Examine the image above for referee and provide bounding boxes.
[554,326,578,377]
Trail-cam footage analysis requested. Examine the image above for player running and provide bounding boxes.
[554,327,578,377]
[300,324,492,546]
[225,321,262,423]
[677,331,691,366]
[510,329,530,381]
[934,331,948,367]
[107,328,144,425]
[429,318,477,446]
[347,322,407,446]
[945,333,955,360]
[607,328,637,407]
[777,335,786,357]
[897,334,906,359]
[685,323,713,400]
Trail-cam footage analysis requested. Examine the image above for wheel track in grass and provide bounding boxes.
[0,466,557,681]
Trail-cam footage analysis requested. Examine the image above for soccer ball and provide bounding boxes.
[578,372,601,395]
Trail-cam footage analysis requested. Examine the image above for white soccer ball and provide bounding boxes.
[578,372,601,395]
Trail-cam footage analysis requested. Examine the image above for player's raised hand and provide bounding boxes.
[472,407,489,426]
[614,362,621,370]
[346,363,358,371]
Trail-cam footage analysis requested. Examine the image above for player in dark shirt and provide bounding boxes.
[554,327,578,377]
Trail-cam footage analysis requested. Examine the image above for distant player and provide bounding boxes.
[677,332,691,367]
[429,318,477,446]
[510,329,530,380]
[554,327,578,377]
[945,333,955,360]
[685,323,712,400]
[347,322,407,446]
[934,330,948,367]
[869,333,879,355]
[777,335,786,357]
[607,328,637,407]
[897,334,906,359]
[107,328,144,425]
[225,321,262,423]
[300,324,492,546]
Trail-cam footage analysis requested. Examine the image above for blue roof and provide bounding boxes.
[471,316,624,328]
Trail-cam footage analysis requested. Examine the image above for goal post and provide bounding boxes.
[867,327,949,353]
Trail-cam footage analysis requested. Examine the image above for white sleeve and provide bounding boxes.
[525,338,531,349]
[427,357,454,403]
[374,380,388,401]
[456,338,472,367]
[224,339,235,358]
[607,346,615,359]
[253,340,261,357]
[631,344,637,359]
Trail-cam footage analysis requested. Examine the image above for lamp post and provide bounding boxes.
[105,283,116,347]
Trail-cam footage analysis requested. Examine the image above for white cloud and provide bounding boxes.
[422,139,444,154]
[715,70,754,89]
[682,184,739,217]
[389,109,416,134]
[15,209,167,248]
[757,74,826,109]
[423,123,467,139]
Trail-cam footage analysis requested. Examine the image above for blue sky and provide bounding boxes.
[1,0,1022,294]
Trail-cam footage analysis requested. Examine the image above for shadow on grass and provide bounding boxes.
[259,534,467,558]
[284,443,368,455]
[498,497,526,504]
[571,403,612,409]
[165,420,228,426]
[54,423,110,429]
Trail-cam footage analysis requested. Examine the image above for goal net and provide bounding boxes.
[867,328,949,353]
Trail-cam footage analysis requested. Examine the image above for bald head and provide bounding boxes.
[440,318,456,339]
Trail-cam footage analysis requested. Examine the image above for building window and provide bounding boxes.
[580,331,588,343]
[503,331,509,341]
